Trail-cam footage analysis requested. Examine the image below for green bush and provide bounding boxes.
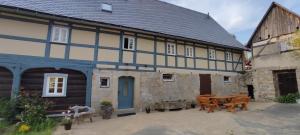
[17,93,53,131]
[100,101,112,106]
[276,93,300,103]
[0,98,17,123]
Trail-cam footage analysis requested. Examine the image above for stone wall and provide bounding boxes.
[91,69,243,112]
[252,67,300,101]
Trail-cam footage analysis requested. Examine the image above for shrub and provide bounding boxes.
[100,101,112,106]
[0,98,17,123]
[276,93,300,103]
[17,93,53,131]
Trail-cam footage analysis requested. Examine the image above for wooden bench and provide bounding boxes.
[224,96,250,113]
[70,106,95,124]
[196,96,218,113]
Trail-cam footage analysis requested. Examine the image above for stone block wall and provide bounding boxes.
[91,69,243,112]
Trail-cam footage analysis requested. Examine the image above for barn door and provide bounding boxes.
[275,70,298,96]
[199,74,211,95]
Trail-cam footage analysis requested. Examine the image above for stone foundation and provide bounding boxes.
[91,69,244,112]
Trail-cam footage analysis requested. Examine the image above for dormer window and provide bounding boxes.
[101,3,112,12]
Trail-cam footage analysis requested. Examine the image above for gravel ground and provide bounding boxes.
[53,102,300,135]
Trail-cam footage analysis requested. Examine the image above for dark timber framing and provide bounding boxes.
[0,8,244,106]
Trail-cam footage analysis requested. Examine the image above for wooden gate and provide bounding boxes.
[274,70,298,96]
[199,74,211,95]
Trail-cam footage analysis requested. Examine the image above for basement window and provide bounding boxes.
[224,76,232,83]
[101,3,112,12]
[123,36,135,50]
[43,73,68,97]
[51,26,69,43]
[162,73,175,82]
[100,77,110,88]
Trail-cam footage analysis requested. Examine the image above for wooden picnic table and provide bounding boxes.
[209,96,237,108]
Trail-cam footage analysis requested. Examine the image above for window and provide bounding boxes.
[101,3,112,12]
[224,76,231,83]
[185,46,194,57]
[100,77,110,88]
[209,49,216,59]
[51,26,69,43]
[167,43,176,55]
[43,73,68,97]
[225,51,232,61]
[162,73,175,81]
[123,36,135,50]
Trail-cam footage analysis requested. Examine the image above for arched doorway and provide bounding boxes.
[0,67,13,98]
[21,68,87,112]
[118,76,134,109]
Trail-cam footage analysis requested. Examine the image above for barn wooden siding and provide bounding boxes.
[21,68,86,112]
[252,4,300,43]
[0,67,13,98]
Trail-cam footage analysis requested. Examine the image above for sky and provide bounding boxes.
[161,0,300,45]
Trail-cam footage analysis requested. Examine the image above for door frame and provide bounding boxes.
[118,76,135,109]
[273,69,299,97]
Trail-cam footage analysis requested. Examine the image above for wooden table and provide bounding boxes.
[209,96,236,108]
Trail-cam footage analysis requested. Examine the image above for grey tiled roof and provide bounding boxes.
[0,0,244,49]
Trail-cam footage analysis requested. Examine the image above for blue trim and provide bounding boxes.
[231,49,234,71]
[207,46,210,69]
[0,34,46,43]
[153,36,157,71]
[45,20,53,58]
[133,33,138,69]
[224,50,228,70]
[165,39,168,67]
[65,24,72,59]
[175,40,178,67]
[94,27,100,63]
[184,43,187,68]
[99,46,119,50]
[193,45,196,69]
[214,47,217,70]
[118,31,124,69]
[85,70,93,106]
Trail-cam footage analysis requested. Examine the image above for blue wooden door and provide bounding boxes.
[118,76,134,109]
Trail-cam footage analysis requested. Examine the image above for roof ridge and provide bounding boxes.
[156,0,208,17]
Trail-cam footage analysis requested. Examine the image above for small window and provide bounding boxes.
[43,73,68,97]
[51,26,69,43]
[225,51,232,61]
[123,36,135,50]
[162,73,175,81]
[185,46,194,57]
[167,43,176,55]
[209,49,216,59]
[224,76,231,83]
[101,3,112,12]
[100,77,110,88]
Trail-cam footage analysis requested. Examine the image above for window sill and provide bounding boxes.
[50,41,68,45]
[42,95,66,98]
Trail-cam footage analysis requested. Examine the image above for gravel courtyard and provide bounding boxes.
[53,102,300,135]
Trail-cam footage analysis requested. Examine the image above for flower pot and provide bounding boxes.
[101,105,113,119]
[64,123,72,130]
[145,107,151,113]
[191,103,196,108]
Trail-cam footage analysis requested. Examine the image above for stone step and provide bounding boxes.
[116,108,136,117]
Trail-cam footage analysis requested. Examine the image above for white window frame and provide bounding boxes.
[224,76,232,83]
[101,3,113,12]
[123,36,135,50]
[167,43,176,55]
[225,51,232,61]
[209,49,216,59]
[185,46,194,57]
[51,26,69,43]
[162,73,175,82]
[100,77,110,88]
[42,73,68,97]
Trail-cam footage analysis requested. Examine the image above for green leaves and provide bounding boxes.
[276,93,300,103]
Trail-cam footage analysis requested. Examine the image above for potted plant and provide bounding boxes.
[100,101,113,119]
[191,100,197,108]
[145,103,152,114]
[61,110,72,130]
